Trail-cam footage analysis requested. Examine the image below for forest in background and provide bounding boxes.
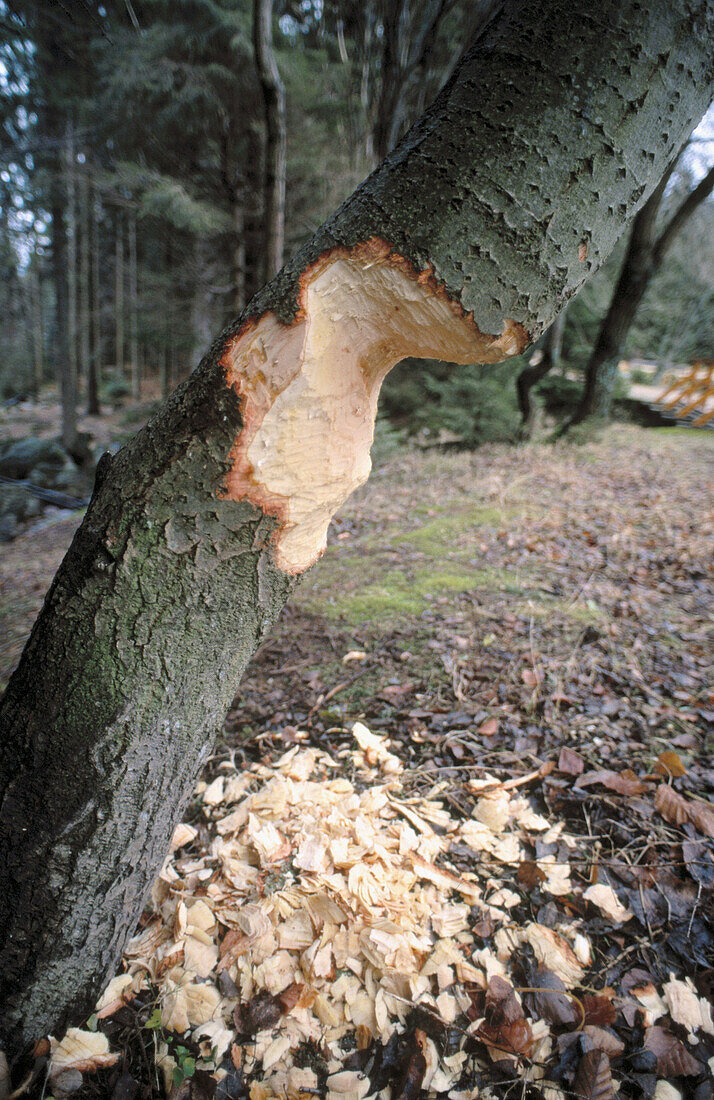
[1,0,713,450]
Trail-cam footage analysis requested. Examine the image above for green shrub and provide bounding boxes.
[101,377,131,405]
[535,374,583,416]
[381,357,523,447]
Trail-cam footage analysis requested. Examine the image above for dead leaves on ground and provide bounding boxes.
[41,725,714,1100]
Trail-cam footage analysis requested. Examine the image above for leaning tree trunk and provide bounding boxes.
[572,156,714,423]
[253,0,286,279]
[1,0,713,1059]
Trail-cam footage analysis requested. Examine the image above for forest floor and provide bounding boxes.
[1,421,713,1099]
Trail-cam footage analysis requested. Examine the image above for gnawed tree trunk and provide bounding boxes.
[572,157,714,423]
[1,0,713,1059]
[253,0,286,279]
[517,309,567,434]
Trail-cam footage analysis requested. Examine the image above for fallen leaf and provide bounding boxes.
[478,716,499,737]
[522,668,542,689]
[575,770,647,796]
[557,747,584,775]
[573,1049,615,1100]
[582,1026,624,1058]
[643,1026,702,1076]
[580,993,617,1028]
[517,861,546,889]
[50,1030,120,1075]
[654,751,686,778]
[526,968,580,1027]
[655,785,714,836]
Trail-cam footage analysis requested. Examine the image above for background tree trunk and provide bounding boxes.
[114,210,124,379]
[128,209,140,400]
[2,0,713,1058]
[89,181,102,415]
[517,309,566,433]
[253,0,286,279]
[51,120,77,453]
[64,121,79,446]
[572,157,714,424]
[31,255,44,395]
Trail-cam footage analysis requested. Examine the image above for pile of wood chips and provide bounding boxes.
[50,724,714,1099]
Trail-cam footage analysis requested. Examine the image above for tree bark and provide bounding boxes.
[79,163,95,415]
[128,208,140,400]
[1,0,713,1059]
[572,157,714,423]
[88,180,102,416]
[63,121,79,448]
[253,0,286,279]
[114,210,124,379]
[517,309,566,432]
[51,122,77,452]
[31,254,44,395]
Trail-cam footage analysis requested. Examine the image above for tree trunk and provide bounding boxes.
[1,0,713,1058]
[253,0,286,279]
[52,123,77,452]
[64,121,79,444]
[115,210,125,379]
[572,158,714,423]
[31,256,44,395]
[128,208,140,400]
[79,164,95,415]
[517,309,566,432]
[88,181,102,415]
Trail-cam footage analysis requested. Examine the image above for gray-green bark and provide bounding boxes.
[2,0,713,1059]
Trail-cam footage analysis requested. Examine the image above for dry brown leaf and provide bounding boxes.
[575,769,647,796]
[526,968,580,1028]
[643,1026,703,1076]
[517,861,547,889]
[582,1026,625,1058]
[654,783,690,828]
[688,798,714,838]
[654,751,686,778]
[573,1049,615,1100]
[478,716,499,737]
[580,993,617,1028]
[557,747,584,775]
[654,785,714,836]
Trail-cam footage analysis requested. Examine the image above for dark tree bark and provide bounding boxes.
[253,0,286,279]
[572,157,714,423]
[1,0,713,1059]
[517,309,567,432]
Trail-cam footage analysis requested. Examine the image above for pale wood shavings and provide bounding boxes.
[68,722,712,1097]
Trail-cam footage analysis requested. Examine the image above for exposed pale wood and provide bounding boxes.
[223,238,526,573]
